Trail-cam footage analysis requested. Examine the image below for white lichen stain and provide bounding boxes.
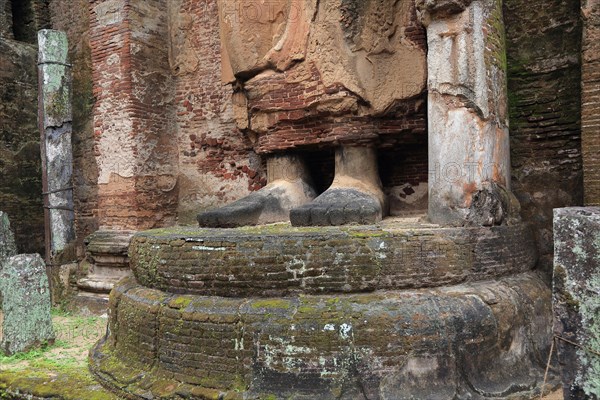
[285,257,307,287]
[192,245,227,251]
[234,337,244,351]
[339,323,352,340]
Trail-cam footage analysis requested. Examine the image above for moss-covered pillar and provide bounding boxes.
[582,0,600,206]
[38,29,75,257]
[420,0,513,226]
[0,213,54,356]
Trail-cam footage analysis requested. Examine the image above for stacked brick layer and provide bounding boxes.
[89,0,178,231]
[505,0,584,273]
[91,272,555,399]
[130,222,538,297]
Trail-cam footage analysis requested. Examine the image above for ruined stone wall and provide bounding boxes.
[505,0,584,273]
[0,38,42,254]
[0,0,13,38]
[49,0,97,257]
[169,0,263,223]
[2,0,50,44]
[582,0,600,206]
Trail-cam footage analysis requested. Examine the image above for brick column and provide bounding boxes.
[582,0,600,205]
[90,0,177,231]
[83,0,177,296]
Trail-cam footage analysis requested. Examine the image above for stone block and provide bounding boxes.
[553,207,600,399]
[0,253,55,355]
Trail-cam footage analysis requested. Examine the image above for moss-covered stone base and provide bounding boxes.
[130,220,538,296]
[91,272,557,399]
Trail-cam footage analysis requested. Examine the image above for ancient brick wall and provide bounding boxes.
[49,0,97,257]
[0,27,43,254]
[582,0,600,206]
[169,0,263,223]
[0,0,55,254]
[505,0,584,273]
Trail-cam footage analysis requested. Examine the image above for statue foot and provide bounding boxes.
[197,154,316,228]
[289,187,383,226]
[290,146,387,226]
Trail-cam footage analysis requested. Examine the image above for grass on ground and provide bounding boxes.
[0,309,118,399]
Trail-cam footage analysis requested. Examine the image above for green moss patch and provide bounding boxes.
[0,310,118,399]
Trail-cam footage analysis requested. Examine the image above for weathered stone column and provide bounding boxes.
[582,0,600,206]
[420,0,513,226]
[553,207,600,399]
[38,29,75,257]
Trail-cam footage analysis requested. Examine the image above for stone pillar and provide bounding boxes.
[38,29,75,257]
[553,207,600,399]
[420,0,513,226]
[582,0,600,206]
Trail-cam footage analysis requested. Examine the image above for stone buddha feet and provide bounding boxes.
[197,154,317,228]
[290,146,386,226]
[197,146,387,227]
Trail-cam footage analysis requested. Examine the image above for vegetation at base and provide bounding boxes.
[0,308,117,399]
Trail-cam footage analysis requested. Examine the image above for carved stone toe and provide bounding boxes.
[290,188,382,226]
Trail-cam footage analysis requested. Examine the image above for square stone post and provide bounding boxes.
[420,0,514,226]
[38,29,75,258]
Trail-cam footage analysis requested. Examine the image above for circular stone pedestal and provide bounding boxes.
[90,220,556,399]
